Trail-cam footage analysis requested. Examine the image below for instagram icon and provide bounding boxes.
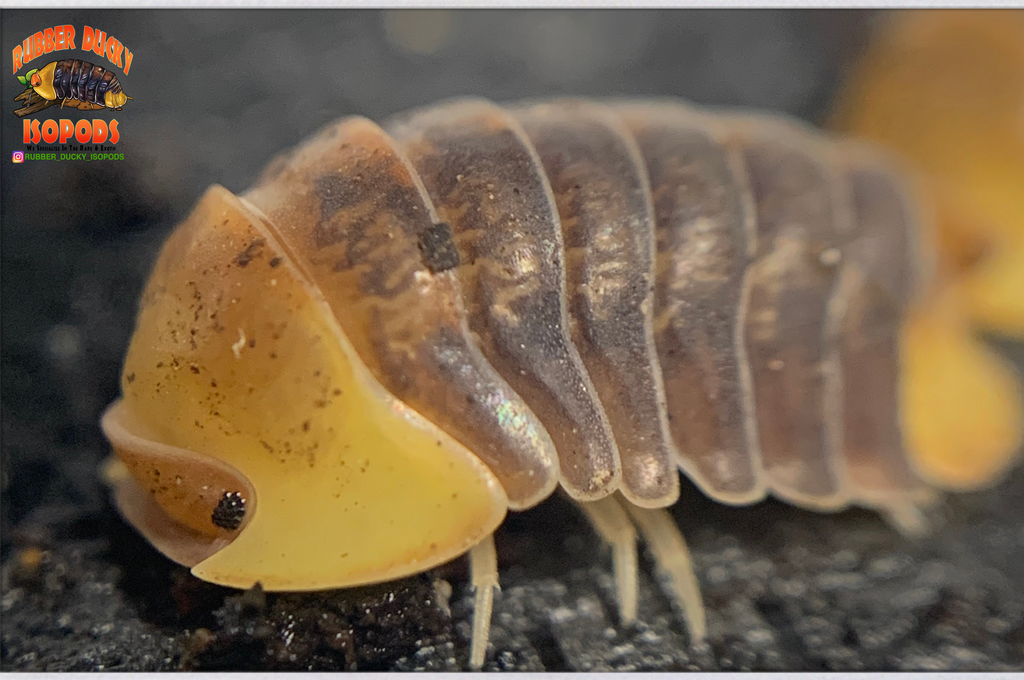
[12,151,24,163]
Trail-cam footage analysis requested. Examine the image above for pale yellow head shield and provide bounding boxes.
[102,186,507,590]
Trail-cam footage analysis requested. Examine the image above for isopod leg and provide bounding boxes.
[577,496,639,624]
[618,500,707,642]
[879,496,934,539]
[468,533,499,670]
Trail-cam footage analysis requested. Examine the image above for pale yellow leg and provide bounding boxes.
[618,500,707,642]
[880,497,931,539]
[468,533,498,670]
[577,496,639,624]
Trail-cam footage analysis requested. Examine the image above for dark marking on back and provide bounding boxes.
[418,222,461,273]
[315,174,360,225]
[313,172,371,249]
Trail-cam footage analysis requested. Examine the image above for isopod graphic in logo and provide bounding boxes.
[15,60,131,116]
[11,25,132,162]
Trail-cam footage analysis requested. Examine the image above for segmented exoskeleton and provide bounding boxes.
[52,58,126,108]
[257,97,933,521]
[14,59,130,117]
[104,97,970,670]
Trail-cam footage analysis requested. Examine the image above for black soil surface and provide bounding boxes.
[3,9,1023,671]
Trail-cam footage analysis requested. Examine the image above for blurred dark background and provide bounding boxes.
[3,9,1022,672]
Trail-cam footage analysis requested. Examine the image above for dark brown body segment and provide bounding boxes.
[242,117,558,509]
[85,65,105,104]
[74,61,91,101]
[513,100,680,507]
[829,148,932,522]
[387,99,621,500]
[616,103,763,503]
[53,59,74,100]
[727,117,848,508]
[53,59,122,103]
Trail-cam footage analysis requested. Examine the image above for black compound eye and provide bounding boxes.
[211,491,247,531]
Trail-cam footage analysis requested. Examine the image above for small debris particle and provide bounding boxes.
[235,239,266,268]
[17,546,45,571]
[232,329,247,359]
[819,247,842,267]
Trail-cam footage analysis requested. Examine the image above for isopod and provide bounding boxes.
[99,97,1020,668]
[16,59,130,113]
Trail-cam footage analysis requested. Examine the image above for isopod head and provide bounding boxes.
[19,62,56,100]
[102,185,507,591]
